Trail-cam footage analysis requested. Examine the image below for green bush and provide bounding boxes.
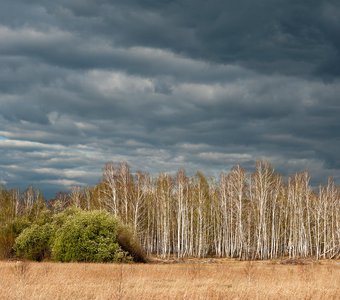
[14,223,53,261]
[52,210,131,262]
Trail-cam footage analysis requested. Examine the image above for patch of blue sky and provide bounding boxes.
[0,136,8,140]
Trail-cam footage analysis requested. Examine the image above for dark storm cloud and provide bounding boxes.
[0,0,339,196]
[1,0,338,77]
[6,0,336,78]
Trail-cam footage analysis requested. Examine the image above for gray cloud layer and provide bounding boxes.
[0,0,339,197]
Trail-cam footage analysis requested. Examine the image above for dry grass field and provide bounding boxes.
[0,259,339,299]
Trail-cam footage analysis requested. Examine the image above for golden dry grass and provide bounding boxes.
[0,259,339,299]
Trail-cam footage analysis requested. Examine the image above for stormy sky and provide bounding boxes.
[1,0,340,197]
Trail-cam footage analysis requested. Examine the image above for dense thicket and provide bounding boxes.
[11,208,144,262]
[0,188,145,262]
[1,161,339,260]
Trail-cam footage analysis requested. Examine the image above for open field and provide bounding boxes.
[0,259,339,299]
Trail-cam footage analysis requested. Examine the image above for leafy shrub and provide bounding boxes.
[52,210,131,262]
[14,223,53,261]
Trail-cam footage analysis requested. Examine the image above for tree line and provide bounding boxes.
[1,161,339,260]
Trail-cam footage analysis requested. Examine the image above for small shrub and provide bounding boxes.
[14,223,53,261]
[52,210,130,262]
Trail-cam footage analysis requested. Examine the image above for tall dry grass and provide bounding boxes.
[0,259,339,299]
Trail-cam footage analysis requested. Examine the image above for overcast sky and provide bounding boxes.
[1,0,340,197]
